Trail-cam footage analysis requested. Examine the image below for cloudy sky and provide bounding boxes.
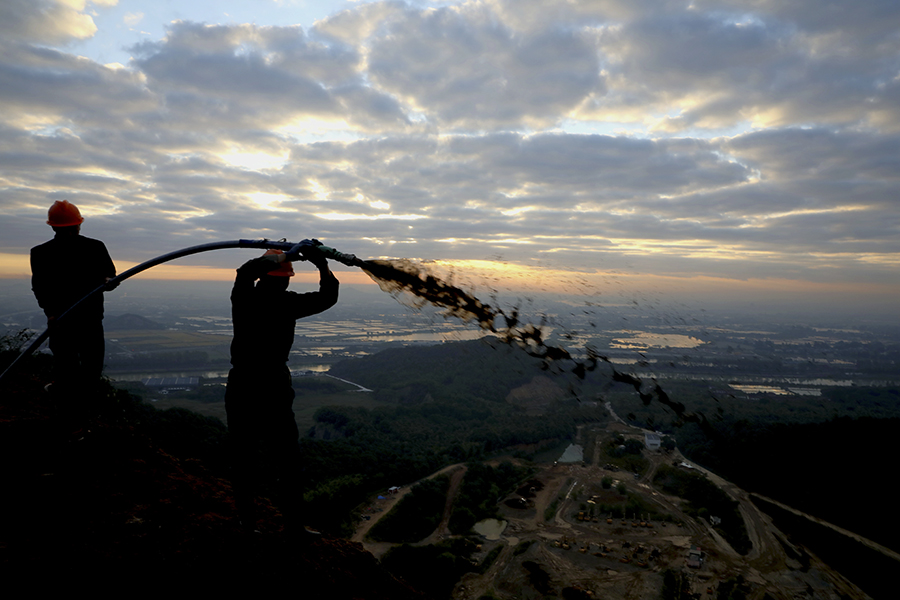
[1,0,898,314]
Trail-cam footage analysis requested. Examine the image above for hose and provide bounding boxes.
[0,238,360,385]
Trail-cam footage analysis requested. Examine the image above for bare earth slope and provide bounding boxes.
[353,420,883,600]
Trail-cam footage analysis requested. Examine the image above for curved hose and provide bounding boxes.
[0,238,356,384]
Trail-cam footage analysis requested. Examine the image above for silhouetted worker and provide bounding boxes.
[31,200,116,397]
[225,243,338,533]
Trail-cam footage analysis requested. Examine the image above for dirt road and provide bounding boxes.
[351,462,466,558]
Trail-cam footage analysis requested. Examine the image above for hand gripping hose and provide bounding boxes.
[0,239,362,385]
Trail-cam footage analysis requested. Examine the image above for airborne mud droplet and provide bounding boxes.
[359,258,707,428]
[361,259,499,332]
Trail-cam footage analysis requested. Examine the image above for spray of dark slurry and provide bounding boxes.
[360,258,707,429]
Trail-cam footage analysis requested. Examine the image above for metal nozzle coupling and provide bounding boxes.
[317,245,361,267]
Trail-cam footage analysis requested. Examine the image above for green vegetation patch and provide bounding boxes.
[381,537,479,599]
[479,544,503,574]
[544,496,564,522]
[513,539,535,556]
[328,338,544,405]
[522,561,554,596]
[597,434,649,475]
[449,462,532,534]
[107,330,229,349]
[613,380,900,436]
[652,464,751,554]
[368,475,450,543]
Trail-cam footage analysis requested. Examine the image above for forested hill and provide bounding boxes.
[328,337,564,406]
[299,338,608,533]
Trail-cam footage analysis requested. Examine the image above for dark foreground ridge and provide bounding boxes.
[0,367,426,596]
[362,258,709,429]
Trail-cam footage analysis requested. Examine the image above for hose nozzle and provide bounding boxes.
[317,245,362,267]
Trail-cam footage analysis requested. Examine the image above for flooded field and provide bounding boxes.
[610,331,706,349]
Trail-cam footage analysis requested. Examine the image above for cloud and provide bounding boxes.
[311,1,409,45]
[364,4,603,129]
[0,0,105,45]
[0,45,156,128]
[129,21,409,134]
[571,1,900,132]
[124,12,144,27]
[0,0,898,300]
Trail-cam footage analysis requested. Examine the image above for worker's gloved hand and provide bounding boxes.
[284,239,322,262]
[298,240,330,268]
[285,240,311,262]
[104,278,119,291]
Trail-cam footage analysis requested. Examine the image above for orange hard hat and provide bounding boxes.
[263,249,294,277]
[47,200,84,227]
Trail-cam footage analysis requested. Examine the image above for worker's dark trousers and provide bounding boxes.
[225,368,303,530]
[48,317,105,399]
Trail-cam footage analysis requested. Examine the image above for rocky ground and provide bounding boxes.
[0,373,426,597]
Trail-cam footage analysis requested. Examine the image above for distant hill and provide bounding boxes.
[328,337,567,408]
[105,313,165,331]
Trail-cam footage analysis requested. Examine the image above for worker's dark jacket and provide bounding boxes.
[225,259,339,438]
[31,232,116,389]
[31,233,116,320]
[228,262,339,370]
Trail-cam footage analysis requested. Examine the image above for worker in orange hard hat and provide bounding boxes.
[225,241,338,535]
[31,200,116,401]
[46,199,85,227]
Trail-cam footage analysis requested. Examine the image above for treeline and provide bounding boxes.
[675,414,900,553]
[589,489,670,523]
[611,383,900,434]
[301,398,603,533]
[652,464,750,555]
[312,399,601,456]
[107,350,212,369]
[293,376,352,395]
[600,434,650,475]
[449,462,531,534]
[752,496,894,599]
[327,338,556,405]
[116,379,226,404]
[380,538,481,599]
[619,382,900,552]
[368,476,450,543]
